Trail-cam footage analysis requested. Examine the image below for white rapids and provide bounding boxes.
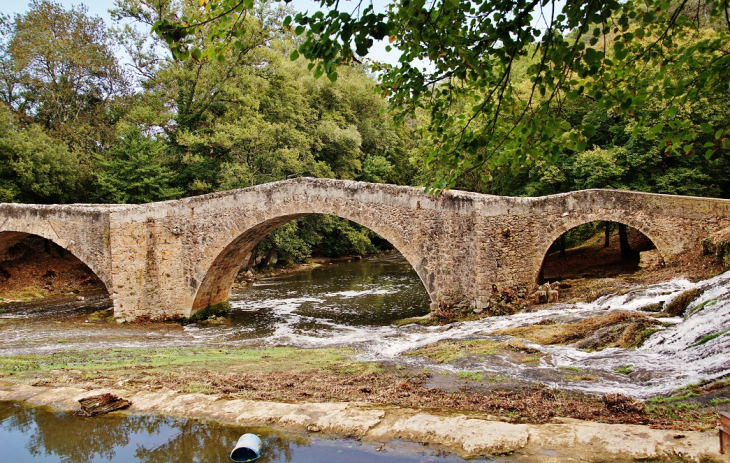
[185,270,730,399]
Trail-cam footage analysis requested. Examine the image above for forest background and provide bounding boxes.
[1,0,729,268]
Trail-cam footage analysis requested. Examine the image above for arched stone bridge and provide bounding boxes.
[1,177,729,321]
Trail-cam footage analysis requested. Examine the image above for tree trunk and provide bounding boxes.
[618,224,636,260]
[559,234,566,258]
[258,245,277,269]
[604,221,611,248]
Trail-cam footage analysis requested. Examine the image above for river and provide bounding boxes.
[1,252,729,399]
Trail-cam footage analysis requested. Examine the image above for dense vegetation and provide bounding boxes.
[1,0,728,268]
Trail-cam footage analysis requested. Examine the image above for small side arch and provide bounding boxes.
[0,230,112,295]
[189,212,434,316]
[532,216,668,286]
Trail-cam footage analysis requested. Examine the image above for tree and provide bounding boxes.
[0,106,81,204]
[93,128,183,204]
[153,0,730,191]
[2,1,129,158]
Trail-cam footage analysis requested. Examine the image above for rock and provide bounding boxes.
[76,296,85,301]
[473,307,483,314]
[548,290,559,303]
[306,424,320,432]
[531,291,547,304]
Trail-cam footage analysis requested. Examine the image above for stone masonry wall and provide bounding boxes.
[2,179,730,321]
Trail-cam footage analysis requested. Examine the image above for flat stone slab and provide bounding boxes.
[0,384,726,462]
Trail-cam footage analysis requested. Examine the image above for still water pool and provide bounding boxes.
[0,401,493,463]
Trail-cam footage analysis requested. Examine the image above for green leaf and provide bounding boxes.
[700,122,712,133]
[327,71,338,82]
[283,16,292,27]
[290,50,299,61]
[582,124,596,138]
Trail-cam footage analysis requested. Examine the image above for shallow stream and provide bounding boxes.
[1,253,729,399]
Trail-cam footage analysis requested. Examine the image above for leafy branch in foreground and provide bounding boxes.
[152,0,730,192]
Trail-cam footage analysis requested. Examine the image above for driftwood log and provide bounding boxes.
[74,393,131,417]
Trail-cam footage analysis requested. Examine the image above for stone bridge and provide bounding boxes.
[1,177,730,321]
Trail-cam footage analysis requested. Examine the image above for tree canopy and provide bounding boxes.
[152,0,730,191]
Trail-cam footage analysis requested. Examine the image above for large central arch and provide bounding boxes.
[190,207,434,316]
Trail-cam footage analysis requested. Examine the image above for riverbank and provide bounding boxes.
[0,376,727,462]
[0,344,727,428]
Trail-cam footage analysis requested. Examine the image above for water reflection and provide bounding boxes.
[0,402,489,462]
[191,254,431,343]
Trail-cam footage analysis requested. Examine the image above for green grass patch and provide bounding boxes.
[0,346,377,376]
[562,374,597,382]
[686,297,718,317]
[692,328,730,347]
[614,364,635,375]
[186,301,230,324]
[456,371,484,381]
[557,365,583,372]
[710,397,730,405]
[647,392,699,404]
[405,339,500,363]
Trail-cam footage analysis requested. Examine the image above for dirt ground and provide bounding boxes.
[540,227,723,303]
[1,344,726,433]
[0,236,106,302]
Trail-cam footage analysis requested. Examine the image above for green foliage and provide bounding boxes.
[93,128,183,204]
[156,0,730,191]
[0,107,81,203]
[2,0,128,160]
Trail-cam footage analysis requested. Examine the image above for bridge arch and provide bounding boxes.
[189,205,434,316]
[531,213,670,286]
[0,229,112,294]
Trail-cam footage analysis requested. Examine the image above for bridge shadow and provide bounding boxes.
[539,221,658,283]
[0,233,110,303]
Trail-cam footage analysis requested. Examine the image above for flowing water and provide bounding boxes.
[0,401,494,462]
[1,253,729,399]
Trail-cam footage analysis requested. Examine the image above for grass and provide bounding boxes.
[691,328,730,346]
[497,312,661,348]
[0,346,379,376]
[614,364,635,375]
[562,374,597,381]
[557,365,583,372]
[686,297,718,317]
[405,339,501,363]
[456,371,484,381]
[86,309,115,323]
[647,392,700,404]
[663,288,700,316]
[710,397,730,405]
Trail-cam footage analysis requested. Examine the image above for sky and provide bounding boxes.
[0,0,401,66]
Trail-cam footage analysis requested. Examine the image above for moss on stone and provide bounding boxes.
[663,288,700,317]
[187,301,230,324]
